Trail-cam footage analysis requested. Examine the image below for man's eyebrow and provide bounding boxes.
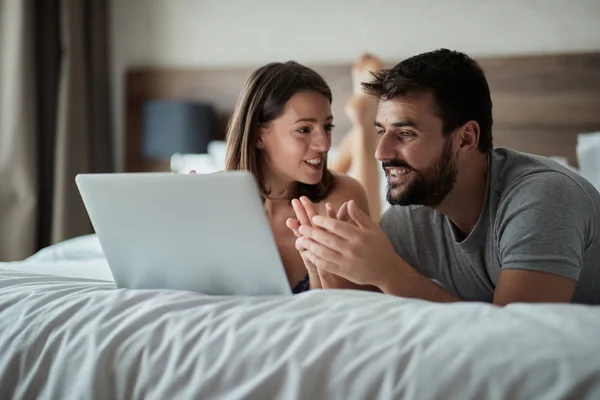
[374,120,419,129]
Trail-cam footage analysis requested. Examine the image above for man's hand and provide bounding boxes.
[298,199,402,288]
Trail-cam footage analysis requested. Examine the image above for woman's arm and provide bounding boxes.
[328,128,354,174]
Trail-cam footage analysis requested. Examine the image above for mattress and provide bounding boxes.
[1,236,599,399]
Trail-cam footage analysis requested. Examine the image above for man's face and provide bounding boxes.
[374,92,458,207]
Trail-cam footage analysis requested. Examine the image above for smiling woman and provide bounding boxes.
[224,61,370,292]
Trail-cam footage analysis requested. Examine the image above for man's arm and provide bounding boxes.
[379,260,576,305]
[298,200,459,300]
[492,172,588,305]
[302,181,588,304]
[376,259,459,302]
[493,270,575,306]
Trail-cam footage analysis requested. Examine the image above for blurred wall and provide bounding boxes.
[110,0,600,170]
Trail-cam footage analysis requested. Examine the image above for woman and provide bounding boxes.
[224,61,370,293]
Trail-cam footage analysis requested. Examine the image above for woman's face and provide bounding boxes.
[258,91,333,188]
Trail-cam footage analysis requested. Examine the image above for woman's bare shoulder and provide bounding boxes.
[326,171,370,213]
[330,171,363,195]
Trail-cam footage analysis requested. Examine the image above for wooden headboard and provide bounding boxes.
[126,52,600,172]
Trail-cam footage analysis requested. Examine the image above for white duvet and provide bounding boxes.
[1,236,600,399]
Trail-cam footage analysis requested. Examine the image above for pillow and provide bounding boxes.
[577,132,600,191]
[26,234,104,262]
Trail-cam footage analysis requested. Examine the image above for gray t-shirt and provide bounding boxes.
[380,147,600,305]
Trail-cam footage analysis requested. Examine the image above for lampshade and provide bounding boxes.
[141,100,217,158]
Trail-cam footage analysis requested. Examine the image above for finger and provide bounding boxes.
[299,226,348,256]
[310,215,359,240]
[306,251,342,276]
[292,198,311,227]
[347,200,373,230]
[325,203,337,219]
[336,202,350,222]
[299,196,318,222]
[286,218,301,238]
[303,238,344,265]
[298,245,318,270]
[300,250,316,268]
[295,236,308,252]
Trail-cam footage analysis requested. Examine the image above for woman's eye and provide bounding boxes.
[296,127,310,134]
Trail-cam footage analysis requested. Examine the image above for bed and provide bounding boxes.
[2,51,600,399]
[2,235,600,399]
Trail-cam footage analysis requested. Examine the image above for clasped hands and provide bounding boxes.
[285,196,401,290]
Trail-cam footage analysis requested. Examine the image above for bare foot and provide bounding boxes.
[352,53,384,95]
[345,93,379,128]
[331,53,384,174]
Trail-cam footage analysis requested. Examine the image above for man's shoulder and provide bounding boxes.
[491,147,598,201]
[491,149,600,237]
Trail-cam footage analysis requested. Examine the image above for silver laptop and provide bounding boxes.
[75,171,292,296]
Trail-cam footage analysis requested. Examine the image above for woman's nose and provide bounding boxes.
[312,131,331,152]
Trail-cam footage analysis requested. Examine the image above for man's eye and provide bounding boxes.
[325,124,335,132]
[377,130,385,136]
[400,131,414,137]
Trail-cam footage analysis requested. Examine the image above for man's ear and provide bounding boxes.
[457,120,480,152]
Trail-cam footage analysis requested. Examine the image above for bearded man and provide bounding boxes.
[292,49,600,305]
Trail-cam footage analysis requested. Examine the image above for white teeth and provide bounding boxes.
[305,158,322,166]
[389,168,409,177]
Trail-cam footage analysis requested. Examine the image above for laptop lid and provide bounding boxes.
[75,171,292,296]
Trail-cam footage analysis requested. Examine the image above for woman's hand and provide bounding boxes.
[286,197,353,289]
[286,198,322,283]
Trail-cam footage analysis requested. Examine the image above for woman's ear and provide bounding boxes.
[256,137,265,149]
[256,125,268,149]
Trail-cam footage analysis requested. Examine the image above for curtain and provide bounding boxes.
[0,0,113,261]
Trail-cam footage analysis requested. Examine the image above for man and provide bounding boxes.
[290,49,600,305]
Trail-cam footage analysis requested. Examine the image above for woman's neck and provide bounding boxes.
[261,169,297,220]
[261,164,296,200]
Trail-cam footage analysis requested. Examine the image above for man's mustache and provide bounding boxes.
[382,159,414,171]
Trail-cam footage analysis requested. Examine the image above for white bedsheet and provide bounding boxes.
[1,237,600,399]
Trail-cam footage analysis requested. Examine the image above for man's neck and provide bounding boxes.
[435,154,489,239]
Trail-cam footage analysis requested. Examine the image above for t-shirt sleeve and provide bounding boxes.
[496,172,592,281]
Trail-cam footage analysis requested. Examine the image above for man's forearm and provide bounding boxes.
[378,261,460,302]
[319,270,366,290]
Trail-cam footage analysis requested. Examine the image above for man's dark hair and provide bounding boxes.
[362,49,493,153]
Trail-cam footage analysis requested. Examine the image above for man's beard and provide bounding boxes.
[385,139,457,207]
